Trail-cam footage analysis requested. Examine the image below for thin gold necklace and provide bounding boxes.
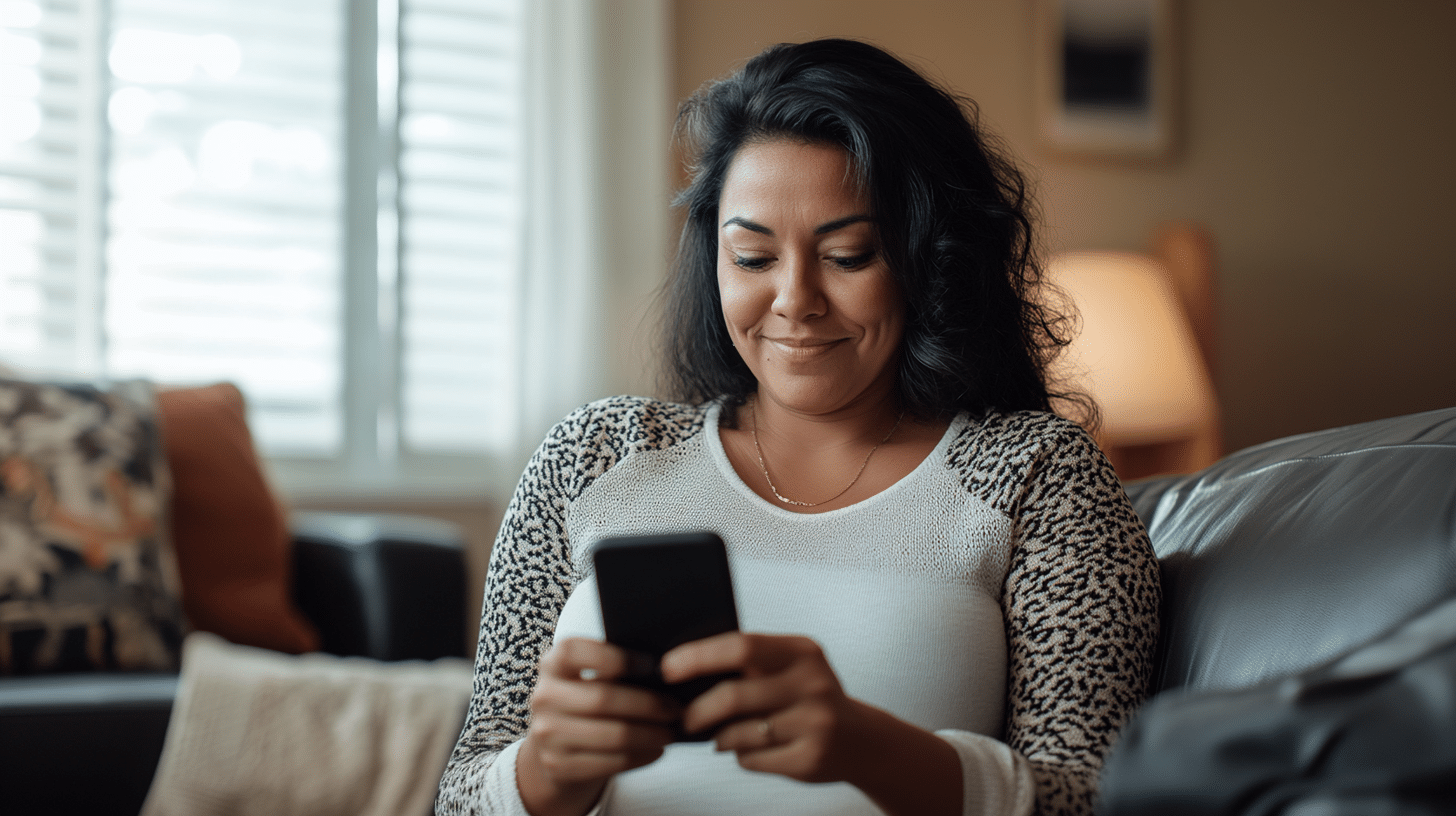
[750,397,905,508]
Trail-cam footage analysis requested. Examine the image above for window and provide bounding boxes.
[0,0,529,496]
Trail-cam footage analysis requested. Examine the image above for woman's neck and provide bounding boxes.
[747,391,904,454]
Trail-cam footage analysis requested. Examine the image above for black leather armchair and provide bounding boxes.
[1099,406,1456,813]
[0,511,469,816]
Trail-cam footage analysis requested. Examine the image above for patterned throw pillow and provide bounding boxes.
[0,378,186,674]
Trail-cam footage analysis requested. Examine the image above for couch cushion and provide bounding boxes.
[157,383,319,654]
[1127,406,1456,694]
[1099,596,1456,815]
[0,378,186,673]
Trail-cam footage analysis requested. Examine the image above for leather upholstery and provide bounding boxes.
[291,511,468,662]
[1122,406,1456,695]
[0,673,175,815]
[1100,595,1456,814]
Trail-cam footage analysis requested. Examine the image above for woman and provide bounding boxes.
[437,39,1159,816]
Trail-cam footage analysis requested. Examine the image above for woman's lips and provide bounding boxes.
[765,337,846,361]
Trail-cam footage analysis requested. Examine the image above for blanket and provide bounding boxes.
[141,632,472,816]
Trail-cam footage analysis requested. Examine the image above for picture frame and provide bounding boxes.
[1033,0,1178,160]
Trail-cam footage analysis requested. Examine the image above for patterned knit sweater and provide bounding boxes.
[436,396,1160,816]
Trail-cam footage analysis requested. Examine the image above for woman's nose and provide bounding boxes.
[771,254,827,321]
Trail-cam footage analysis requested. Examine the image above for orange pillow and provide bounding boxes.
[156,383,320,654]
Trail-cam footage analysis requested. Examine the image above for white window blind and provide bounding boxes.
[0,0,524,487]
[104,0,344,453]
[0,0,104,375]
[396,0,521,454]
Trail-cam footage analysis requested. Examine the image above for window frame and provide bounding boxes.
[274,0,673,504]
[267,0,529,502]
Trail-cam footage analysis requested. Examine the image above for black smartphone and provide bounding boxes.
[591,531,740,740]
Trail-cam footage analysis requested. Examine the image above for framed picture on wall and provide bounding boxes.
[1033,0,1178,160]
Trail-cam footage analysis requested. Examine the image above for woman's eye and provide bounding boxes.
[733,255,770,270]
[828,252,875,270]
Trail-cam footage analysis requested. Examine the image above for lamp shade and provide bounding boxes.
[1048,250,1218,446]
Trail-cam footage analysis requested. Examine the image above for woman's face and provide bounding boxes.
[716,139,904,417]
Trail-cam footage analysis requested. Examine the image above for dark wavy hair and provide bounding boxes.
[660,38,1078,425]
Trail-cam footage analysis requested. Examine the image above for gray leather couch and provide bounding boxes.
[0,511,469,816]
[1102,406,1456,812]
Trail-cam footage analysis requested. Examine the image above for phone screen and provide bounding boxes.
[591,531,740,738]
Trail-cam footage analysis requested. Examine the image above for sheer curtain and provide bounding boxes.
[513,0,672,467]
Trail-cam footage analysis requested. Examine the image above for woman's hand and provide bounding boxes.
[661,632,963,816]
[517,638,679,816]
[662,633,859,782]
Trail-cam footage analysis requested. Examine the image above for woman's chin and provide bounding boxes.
[753,379,891,419]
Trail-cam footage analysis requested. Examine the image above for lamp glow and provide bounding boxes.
[1048,250,1218,451]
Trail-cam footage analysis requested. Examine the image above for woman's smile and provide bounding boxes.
[763,336,847,359]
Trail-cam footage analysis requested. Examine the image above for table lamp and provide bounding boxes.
[1047,250,1220,479]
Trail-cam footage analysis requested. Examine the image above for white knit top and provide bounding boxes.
[437,396,1160,816]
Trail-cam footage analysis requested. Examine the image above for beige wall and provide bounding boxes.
[671,0,1456,451]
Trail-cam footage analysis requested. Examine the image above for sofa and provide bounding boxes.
[0,512,469,816]
[1099,405,1456,813]
[0,378,471,816]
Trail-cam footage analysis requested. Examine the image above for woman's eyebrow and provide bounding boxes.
[813,214,872,235]
[721,216,771,235]
[720,214,873,236]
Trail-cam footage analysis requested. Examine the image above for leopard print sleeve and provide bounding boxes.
[957,411,1161,816]
[433,403,594,815]
[435,396,705,815]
